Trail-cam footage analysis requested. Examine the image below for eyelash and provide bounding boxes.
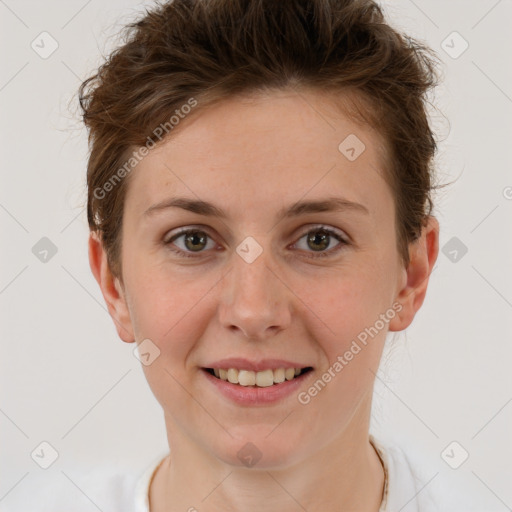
[164,225,349,259]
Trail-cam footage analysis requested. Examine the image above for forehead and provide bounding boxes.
[124,89,392,220]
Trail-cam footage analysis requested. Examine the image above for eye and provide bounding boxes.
[292,225,348,258]
[164,228,217,258]
[164,225,349,259]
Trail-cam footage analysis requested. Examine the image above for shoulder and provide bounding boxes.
[6,455,166,512]
[372,432,499,512]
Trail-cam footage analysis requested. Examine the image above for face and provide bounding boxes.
[91,88,437,469]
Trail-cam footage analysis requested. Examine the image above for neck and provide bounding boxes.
[150,397,385,512]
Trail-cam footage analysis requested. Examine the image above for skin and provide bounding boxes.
[89,88,439,512]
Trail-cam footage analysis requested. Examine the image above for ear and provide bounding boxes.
[88,231,135,343]
[388,216,439,332]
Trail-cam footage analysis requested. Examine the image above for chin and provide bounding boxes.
[210,428,308,470]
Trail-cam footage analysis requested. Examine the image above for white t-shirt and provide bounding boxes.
[6,435,495,511]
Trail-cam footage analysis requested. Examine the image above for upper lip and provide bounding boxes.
[203,358,313,372]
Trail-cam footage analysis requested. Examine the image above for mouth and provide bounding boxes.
[202,366,314,387]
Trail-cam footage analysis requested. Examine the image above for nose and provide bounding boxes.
[217,243,292,341]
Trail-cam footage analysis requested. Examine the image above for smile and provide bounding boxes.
[204,367,313,387]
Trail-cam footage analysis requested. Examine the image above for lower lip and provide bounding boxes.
[201,368,313,406]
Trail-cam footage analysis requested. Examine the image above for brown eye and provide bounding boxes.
[307,229,330,252]
[182,230,208,252]
[165,228,215,258]
[165,225,348,260]
[294,226,348,258]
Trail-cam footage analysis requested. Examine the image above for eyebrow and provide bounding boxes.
[144,196,369,220]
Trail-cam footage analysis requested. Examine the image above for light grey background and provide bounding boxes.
[1,0,511,509]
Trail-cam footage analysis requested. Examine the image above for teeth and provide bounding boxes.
[255,369,274,387]
[285,368,295,380]
[273,368,285,383]
[211,367,305,387]
[238,370,256,386]
[227,368,239,384]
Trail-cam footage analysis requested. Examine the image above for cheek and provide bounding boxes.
[301,264,391,343]
[294,264,395,414]
[127,270,217,411]
[125,263,217,353]
[297,272,390,415]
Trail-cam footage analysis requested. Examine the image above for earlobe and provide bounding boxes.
[388,216,440,332]
[88,232,135,343]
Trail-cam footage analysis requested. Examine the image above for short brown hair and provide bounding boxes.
[79,0,443,279]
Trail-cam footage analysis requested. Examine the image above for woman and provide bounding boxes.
[74,0,472,510]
